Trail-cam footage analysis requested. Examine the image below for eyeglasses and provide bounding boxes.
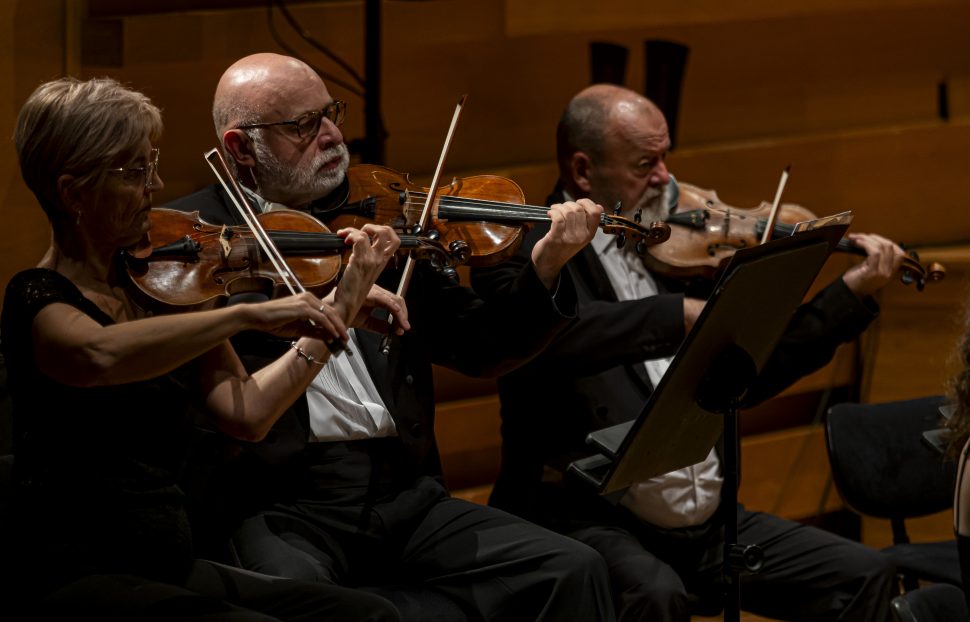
[236,100,346,139]
[107,147,160,191]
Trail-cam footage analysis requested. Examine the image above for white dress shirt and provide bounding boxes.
[588,193,723,529]
[305,330,398,441]
[243,186,397,442]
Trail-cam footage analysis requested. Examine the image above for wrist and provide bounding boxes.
[230,303,258,332]
[531,243,565,290]
[290,340,328,366]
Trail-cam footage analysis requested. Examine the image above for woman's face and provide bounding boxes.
[84,137,164,250]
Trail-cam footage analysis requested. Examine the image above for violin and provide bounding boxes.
[318,164,671,267]
[646,181,946,290]
[124,208,467,313]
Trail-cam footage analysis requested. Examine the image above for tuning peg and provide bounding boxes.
[636,240,646,256]
[634,207,643,224]
[613,200,622,216]
[616,232,626,249]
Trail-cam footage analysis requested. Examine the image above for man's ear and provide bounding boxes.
[570,151,593,195]
[223,129,257,168]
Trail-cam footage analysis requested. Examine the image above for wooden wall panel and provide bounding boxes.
[55,1,970,197]
[0,1,72,309]
[504,0,966,35]
[666,121,970,247]
[861,246,970,402]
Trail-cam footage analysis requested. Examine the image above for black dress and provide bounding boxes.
[1,268,194,594]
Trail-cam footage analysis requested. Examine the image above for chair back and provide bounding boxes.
[826,396,955,520]
[890,583,969,622]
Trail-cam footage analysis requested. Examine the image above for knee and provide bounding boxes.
[849,547,896,581]
[553,538,611,584]
[864,551,897,591]
[357,594,403,622]
[840,546,897,598]
[619,579,689,620]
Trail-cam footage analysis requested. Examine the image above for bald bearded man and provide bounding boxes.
[167,54,616,622]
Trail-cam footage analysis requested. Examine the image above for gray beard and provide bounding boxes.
[252,140,350,207]
[634,190,670,224]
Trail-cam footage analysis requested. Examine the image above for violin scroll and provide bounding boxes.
[601,214,671,255]
[898,250,946,291]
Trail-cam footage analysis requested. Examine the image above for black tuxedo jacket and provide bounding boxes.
[470,186,879,522]
[164,184,578,494]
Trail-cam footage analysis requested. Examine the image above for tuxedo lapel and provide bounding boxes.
[354,330,396,411]
[571,247,655,393]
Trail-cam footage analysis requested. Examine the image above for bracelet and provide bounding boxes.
[290,341,326,366]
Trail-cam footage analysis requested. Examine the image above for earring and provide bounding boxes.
[75,210,82,225]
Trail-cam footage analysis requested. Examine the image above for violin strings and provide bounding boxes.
[401,197,642,233]
[402,198,551,223]
[407,193,551,216]
[164,229,422,250]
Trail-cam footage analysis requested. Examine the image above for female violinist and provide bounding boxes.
[3,76,403,620]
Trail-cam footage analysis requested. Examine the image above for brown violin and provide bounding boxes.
[319,164,671,267]
[646,181,945,290]
[124,208,468,313]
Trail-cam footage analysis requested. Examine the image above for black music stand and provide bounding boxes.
[568,220,849,622]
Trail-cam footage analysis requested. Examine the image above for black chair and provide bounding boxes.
[891,583,969,622]
[826,396,960,591]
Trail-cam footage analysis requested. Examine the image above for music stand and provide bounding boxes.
[568,221,849,622]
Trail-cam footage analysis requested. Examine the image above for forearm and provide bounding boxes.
[202,336,329,441]
[533,294,685,375]
[460,264,574,377]
[201,271,370,440]
[744,278,878,404]
[34,303,256,387]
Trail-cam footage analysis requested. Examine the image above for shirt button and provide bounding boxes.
[405,374,414,386]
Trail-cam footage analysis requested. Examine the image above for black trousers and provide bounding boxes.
[32,559,400,622]
[568,506,896,622]
[231,439,616,621]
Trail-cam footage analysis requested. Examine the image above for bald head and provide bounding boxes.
[555,84,672,214]
[556,84,666,175]
[212,53,323,137]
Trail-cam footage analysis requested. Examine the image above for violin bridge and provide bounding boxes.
[219,225,232,259]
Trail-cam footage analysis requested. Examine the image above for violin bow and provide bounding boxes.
[759,164,791,245]
[204,148,346,353]
[380,94,468,355]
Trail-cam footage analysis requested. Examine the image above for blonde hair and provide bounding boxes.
[14,77,162,230]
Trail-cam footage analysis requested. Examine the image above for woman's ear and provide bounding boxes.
[56,174,83,218]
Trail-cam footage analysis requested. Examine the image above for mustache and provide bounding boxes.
[314,144,348,171]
